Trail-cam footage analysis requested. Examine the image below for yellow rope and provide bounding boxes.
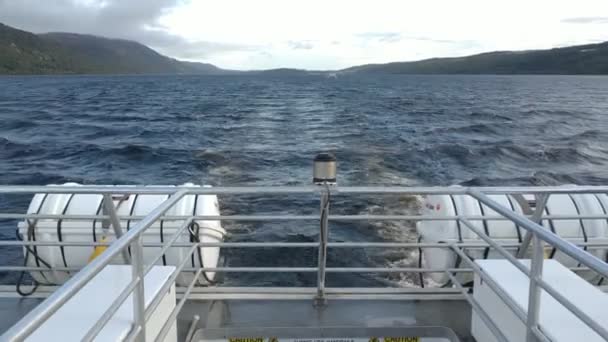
[88,236,108,262]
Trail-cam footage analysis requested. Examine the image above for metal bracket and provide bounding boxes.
[515,194,549,258]
[102,194,130,263]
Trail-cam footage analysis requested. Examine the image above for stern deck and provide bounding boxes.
[1,185,608,341]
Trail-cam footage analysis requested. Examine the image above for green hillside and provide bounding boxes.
[0,23,223,75]
[344,43,608,75]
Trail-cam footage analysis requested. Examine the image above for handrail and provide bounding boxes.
[1,185,608,342]
[0,185,320,194]
[1,184,608,194]
[2,240,608,248]
[5,213,608,221]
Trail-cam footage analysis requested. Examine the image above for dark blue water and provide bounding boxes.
[1,74,608,287]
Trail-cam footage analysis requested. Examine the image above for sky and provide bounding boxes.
[1,0,608,70]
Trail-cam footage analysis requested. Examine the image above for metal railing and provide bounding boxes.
[0,185,607,341]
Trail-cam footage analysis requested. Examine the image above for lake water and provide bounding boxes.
[1,74,607,287]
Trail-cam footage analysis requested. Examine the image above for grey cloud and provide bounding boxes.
[0,0,174,37]
[562,17,608,24]
[0,0,253,60]
[287,40,315,50]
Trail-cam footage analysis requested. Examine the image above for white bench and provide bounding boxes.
[28,265,177,342]
[472,259,608,341]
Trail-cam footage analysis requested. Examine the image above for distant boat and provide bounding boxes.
[326,72,338,79]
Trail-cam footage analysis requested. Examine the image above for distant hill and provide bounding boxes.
[343,42,608,75]
[3,22,608,75]
[253,68,317,76]
[0,23,225,75]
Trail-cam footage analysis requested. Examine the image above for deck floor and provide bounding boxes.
[178,299,474,342]
[0,298,474,341]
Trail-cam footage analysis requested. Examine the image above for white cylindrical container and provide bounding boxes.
[417,190,524,284]
[417,187,608,285]
[18,183,226,286]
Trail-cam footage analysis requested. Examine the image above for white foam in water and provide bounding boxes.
[357,192,428,287]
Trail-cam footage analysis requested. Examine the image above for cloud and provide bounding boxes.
[562,17,608,24]
[164,40,259,59]
[287,40,315,50]
[355,32,478,48]
[355,32,475,45]
[0,0,253,60]
[356,32,402,43]
[407,36,454,44]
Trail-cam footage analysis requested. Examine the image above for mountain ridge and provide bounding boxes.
[2,22,608,75]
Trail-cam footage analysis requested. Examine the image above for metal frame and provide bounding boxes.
[0,185,607,341]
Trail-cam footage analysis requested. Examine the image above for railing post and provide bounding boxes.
[314,186,330,307]
[131,234,146,342]
[526,233,544,342]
